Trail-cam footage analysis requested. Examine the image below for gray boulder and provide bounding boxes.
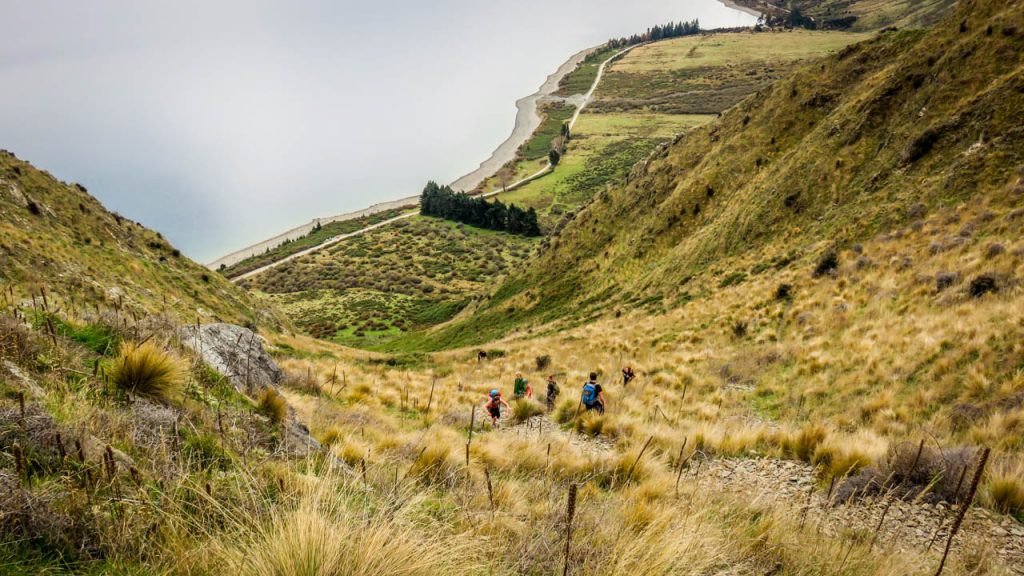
[180,323,327,458]
[181,323,282,395]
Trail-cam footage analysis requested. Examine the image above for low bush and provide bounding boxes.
[257,388,288,425]
[182,433,232,471]
[783,424,827,463]
[774,283,793,301]
[812,250,839,278]
[968,274,998,298]
[983,460,1024,518]
[511,399,544,423]
[109,341,182,401]
[835,443,978,504]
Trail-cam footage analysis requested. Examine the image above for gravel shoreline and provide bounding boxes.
[207,45,598,270]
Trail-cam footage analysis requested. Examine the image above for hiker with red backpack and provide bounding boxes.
[581,372,605,415]
[484,389,510,428]
[622,365,636,387]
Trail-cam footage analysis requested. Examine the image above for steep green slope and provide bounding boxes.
[737,0,958,31]
[0,151,283,328]
[415,0,1023,349]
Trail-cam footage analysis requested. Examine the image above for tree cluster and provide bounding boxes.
[607,20,700,49]
[420,182,541,237]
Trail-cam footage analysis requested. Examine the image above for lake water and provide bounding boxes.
[0,1,755,261]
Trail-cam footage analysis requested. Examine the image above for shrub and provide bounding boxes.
[835,443,977,504]
[511,399,544,423]
[812,250,839,278]
[731,320,749,339]
[986,243,1006,258]
[935,271,960,292]
[552,397,579,424]
[182,433,231,470]
[984,465,1024,517]
[281,370,322,396]
[718,272,747,288]
[257,388,288,425]
[575,412,605,436]
[968,274,998,298]
[535,355,551,371]
[407,441,457,486]
[109,341,181,400]
[774,283,793,301]
[0,318,40,365]
[783,424,827,462]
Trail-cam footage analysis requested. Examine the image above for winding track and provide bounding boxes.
[229,44,640,283]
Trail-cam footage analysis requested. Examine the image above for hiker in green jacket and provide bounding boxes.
[513,372,532,400]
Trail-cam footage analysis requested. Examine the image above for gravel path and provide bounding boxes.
[508,415,1024,572]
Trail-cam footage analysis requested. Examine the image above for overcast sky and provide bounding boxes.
[0,0,754,261]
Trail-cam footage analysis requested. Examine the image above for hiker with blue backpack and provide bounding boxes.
[484,389,510,428]
[581,372,605,414]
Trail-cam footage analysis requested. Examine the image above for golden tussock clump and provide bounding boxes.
[109,340,183,400]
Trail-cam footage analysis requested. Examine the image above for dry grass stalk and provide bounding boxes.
[563,483,577,576]
[484,466,495,518]
[623,435,654,487]
[935,447,990,576]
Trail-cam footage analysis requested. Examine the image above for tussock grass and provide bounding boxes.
[204,469,478,576]
[109,341,182,400]
[983,459,1024,518]
[257,387,288,425]
[510,398,544,423]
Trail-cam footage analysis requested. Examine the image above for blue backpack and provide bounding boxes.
[582,382,597,406]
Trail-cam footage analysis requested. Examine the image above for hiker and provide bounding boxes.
[581,372,605,414]
[513,372,532,399]
[545,375,560,411]
[484,389,510,428]
[622,365,636,387]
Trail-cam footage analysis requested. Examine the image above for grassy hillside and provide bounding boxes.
[0,151,283,329]
[244,216,535,348]
[426,0,1023,349]
[251,31,864,351]
[592,30,867,114]
[3,2,1023,572]
[489,30,866,223]
[219,207,409,279]
[737,0,958,31]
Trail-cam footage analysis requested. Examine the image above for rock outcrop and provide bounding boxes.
[181,323,282,395]
[180,323,323,456]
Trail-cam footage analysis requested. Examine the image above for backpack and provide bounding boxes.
[581,382,597,405]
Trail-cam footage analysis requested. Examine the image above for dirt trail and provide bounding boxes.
[505,414,1024,571]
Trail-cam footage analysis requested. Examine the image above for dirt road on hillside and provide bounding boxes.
[225,44,638,282]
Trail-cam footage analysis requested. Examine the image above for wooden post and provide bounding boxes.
[426,378,437,413]
[935,447,990,576]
